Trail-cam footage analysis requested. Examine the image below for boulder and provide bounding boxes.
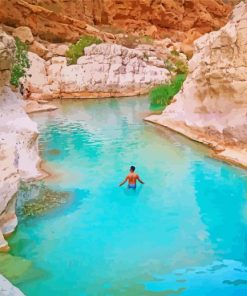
[47,44,69,57]
[13,26,34,44]
[29,40,48,58]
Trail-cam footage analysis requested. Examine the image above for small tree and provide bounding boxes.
[10,37,30,87]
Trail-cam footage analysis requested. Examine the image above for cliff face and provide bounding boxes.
[146,2,247,167]
[0,31,42,252]
[23,43,171,100]
[0,0,231,42]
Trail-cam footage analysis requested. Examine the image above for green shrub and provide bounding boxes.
[164,59,175,72]
[170,49,179,56]
[139,35,154,45]
[149,74,186,111]
[143,52,149,61]
[10,37,30,87]
[174,59,189,75]
[66,35,102,64]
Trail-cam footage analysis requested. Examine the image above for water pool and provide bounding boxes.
[2,96,247,295]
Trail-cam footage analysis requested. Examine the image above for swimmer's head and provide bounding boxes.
[130,166,135,172]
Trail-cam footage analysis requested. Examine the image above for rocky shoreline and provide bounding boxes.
[145,117,247,170]
[0,32,45,253]
[146,2,247,171]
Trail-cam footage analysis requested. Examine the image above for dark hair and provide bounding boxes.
[130,166,135,171]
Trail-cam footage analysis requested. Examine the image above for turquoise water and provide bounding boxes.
[3,97,247,295]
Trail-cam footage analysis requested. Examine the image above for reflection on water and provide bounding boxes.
[2,97,247,295]
[146,260,247,295]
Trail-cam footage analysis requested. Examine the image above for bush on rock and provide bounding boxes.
[10,37,30,87]
[149,74,186,111]
[66,35,102,65]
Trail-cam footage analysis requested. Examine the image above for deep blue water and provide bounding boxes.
[2,96,247,295]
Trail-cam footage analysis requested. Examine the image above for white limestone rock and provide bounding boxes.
[24,43,171,99]
[0,32,42,251]
[146,2,247,167]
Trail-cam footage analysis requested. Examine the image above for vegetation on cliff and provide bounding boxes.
[150,53,188,111]
[150,74,186,111]
[66,35,102,64]
[10,37,30,87]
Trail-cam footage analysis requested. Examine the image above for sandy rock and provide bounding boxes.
[13,26,34,44]
[0,32,15,78]
[0,0,113,43]
[47,44,69,57]
[29,40,48,58]
[146,2,247,169]
[180,43,194,58]
[24,100,58,114]
[183,28,202,45]
[144,25,158,37]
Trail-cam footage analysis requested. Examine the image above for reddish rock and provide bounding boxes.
[0,0,232,44]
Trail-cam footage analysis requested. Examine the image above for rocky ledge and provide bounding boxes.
[23,43,171,100]
[146,2,247,169]
[0,31,43,252]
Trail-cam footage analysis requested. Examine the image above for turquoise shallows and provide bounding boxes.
[3,97,247,296]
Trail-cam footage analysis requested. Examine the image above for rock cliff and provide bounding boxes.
[0,31,42,252]
[146,2,247,168]
[23,43,171,100]
[0,0,232,43]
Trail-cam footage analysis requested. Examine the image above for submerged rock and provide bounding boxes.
[24,43,171,100]
[146,2,247,168]
[17,183,70,217]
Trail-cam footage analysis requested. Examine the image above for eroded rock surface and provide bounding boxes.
[146,2,247,168]
[0,0,232,43]
[24,43,171,100]
[0,0,114,43]
[0,31,42,251]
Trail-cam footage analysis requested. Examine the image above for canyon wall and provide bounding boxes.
[0,0,232,42]
[146,2,247,167]
[23,43,171,100]
[0,31,42,252]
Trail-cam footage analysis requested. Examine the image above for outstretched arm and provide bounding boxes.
[137,175,144,184]
[119,176,128,187]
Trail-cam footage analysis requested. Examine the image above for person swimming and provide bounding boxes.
[119,166,144,189]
